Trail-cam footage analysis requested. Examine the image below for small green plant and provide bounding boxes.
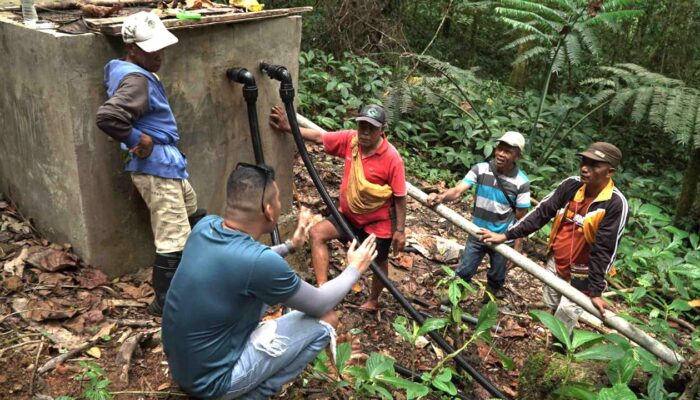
[76,361,112,400]
[54,361,112,400]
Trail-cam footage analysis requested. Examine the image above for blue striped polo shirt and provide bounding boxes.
[464,161,530,233]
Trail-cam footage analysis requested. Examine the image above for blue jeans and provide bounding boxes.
[455,237,508,289]
[215,311,333,400]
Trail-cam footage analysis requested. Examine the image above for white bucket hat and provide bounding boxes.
[497,131,525,152]
[121,12,178,53]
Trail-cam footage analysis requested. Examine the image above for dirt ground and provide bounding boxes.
[0,144,695,400]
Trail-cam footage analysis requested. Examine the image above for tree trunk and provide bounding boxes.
[674,147,700,224]
[509,42,531,89]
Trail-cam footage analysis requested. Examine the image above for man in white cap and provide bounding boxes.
[427,132,530,302]
[96,12,205,316]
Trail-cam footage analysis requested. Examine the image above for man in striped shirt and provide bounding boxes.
[428,132,530,302]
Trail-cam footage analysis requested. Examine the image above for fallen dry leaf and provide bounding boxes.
[3,275,23,291]
[116,282,154,302]
[86,346,102,359]
[26,246,76,272]
[395,254,414,270]
[76,268,108,289]
[3,247,29,276]
[36,322,83,348]
[157,382,171,391]
[475,341,500,365]
[38,272,73,286]
[91,322,117,341]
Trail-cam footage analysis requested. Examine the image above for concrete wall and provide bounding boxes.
[0,15,302,276]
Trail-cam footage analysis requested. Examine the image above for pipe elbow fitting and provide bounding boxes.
[226,68,256,87]
[259,62,292,84]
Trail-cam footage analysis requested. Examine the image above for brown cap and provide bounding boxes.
[578,142,622,168]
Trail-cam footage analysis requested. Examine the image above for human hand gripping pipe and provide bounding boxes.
[226,67,281,245]
[259,62,508,399]
[295,113,686,366]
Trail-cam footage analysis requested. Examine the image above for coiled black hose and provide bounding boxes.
[259,62,507,399]
[226,67,281,245]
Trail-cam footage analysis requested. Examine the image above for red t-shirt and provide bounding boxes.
[323,130,407,238]
[551,197,595,280]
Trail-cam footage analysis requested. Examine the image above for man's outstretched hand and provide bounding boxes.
[269,105,291,134]
[479,228,508,245]
[346,235,377,274]
[290,207,312,250]
[591,296,614,316]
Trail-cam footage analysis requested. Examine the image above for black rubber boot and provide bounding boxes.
[148,252,182,316]
[188,208,207,228]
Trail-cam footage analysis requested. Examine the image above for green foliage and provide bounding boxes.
[494,0,645,72]
[587,63,700,148]
[533,311,681,399]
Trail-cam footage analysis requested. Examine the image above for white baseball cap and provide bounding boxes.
[497,131,525,152]
[121,12,178,53]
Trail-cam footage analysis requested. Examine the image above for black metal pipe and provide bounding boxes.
[226,67,281,245]
[259,62,507,399]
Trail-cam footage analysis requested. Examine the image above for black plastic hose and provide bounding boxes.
[259,62,507,399]
[226,67,281,245]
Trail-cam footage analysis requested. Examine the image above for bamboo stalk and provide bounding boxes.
[296,113,686,366]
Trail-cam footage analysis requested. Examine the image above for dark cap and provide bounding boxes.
[578,142,622,168]
[355,104,386,127]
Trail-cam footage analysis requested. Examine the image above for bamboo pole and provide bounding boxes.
[295,113,685,365]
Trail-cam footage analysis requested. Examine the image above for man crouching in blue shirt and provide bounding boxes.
[162,163,377,399]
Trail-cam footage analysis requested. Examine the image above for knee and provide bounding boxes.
[309,226,327,245]
[320,310,339,329]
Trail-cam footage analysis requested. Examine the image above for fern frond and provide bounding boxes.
[588,89,617,107]
[586,10,645,25]
[631,86,653,123]
[512,46,551,65]
[564,33,583,65]
[501,33,545,51]
[494,7,560,32]
[648,86,669,127]
[495,0,567,22]
[550,46,567,74]
[581,78,616,88]
[497,17,550,37]
[608,88,636,116]
[574,24,602,56]
[603,0,647,11]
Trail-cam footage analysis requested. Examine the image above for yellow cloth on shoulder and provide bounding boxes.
[346,135,393,214]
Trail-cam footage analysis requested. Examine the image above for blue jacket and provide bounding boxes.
[104,60,188,179]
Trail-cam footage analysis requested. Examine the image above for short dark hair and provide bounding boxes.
[226,163,276,213]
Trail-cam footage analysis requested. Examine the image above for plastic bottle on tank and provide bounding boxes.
[20,0,38,27]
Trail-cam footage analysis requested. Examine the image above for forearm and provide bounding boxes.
[270,243,290,258]
[299,127,324,144]
[96,74,149,148]
[283,265,361,317]
[394,196,406,231]
[513,237,523,252]
[442,186,466,202]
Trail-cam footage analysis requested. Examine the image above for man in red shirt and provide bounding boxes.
[270,105,406,311]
